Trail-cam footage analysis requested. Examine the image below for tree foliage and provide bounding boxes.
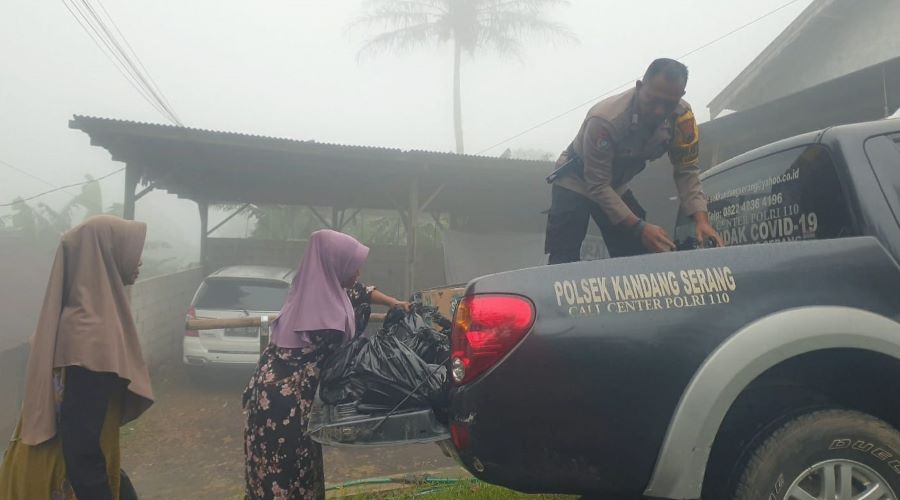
[355,0,575,153]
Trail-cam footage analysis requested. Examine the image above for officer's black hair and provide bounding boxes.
[643,58,688,85]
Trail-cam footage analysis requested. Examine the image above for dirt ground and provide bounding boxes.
[121,360,462,499]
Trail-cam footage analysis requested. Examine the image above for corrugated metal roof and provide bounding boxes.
[68,114,554,225]
[69,115,549,167]
[73,114,400,151]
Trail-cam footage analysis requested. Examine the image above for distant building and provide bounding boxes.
[700,0,900,169]
[709,0,899,119]
[632,0,900,230]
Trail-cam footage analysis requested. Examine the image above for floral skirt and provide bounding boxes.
[242,333,341,500]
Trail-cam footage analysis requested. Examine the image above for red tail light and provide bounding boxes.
[185,306,199,337]
[450,295,535,385]
[450,422,470,450]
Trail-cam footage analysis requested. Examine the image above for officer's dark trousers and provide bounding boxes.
[545,184,648,264]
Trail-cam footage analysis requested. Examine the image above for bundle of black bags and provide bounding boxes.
[319,303,452,413]
[383,304,452,365]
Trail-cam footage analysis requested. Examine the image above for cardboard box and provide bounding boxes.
[415,284,467,320]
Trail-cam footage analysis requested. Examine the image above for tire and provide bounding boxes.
[731,410,900,500]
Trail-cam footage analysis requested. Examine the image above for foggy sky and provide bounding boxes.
[1,0,819,253]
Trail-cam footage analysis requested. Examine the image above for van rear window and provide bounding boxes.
[675,145,853,248]
[194,279,289,312]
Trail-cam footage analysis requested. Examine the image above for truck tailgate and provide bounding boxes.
[308,395,449,447]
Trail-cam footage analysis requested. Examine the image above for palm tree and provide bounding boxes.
[355,0,576,153]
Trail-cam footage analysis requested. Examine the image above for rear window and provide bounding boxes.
[865,134,900,216]
[194,279,289,311]
[675,144,854,248]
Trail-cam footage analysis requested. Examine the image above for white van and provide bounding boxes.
[183,266,293,370]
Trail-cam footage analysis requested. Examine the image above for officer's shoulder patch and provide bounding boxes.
[675,110,697,144]
[595,126,612,150]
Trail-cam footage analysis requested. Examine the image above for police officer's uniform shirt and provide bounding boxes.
[554,87,707,224]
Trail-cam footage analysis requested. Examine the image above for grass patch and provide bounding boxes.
[332,479,575,499]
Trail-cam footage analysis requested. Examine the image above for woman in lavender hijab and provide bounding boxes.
[242,229,370,500]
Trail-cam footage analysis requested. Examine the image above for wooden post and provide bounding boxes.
[405,176,419,298]
[198,201,209,271]
[123,164,139,220]
[187,313,385,332]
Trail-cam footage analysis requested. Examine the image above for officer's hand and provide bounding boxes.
[696,222,724,248]
[640,224,676,253]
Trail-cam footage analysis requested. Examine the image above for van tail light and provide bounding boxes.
[185,306,199,337]
[450,295,535,386]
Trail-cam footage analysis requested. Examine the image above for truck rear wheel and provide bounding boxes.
[731,410,900,500]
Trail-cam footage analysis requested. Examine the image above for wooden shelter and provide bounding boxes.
[69,116,552,295]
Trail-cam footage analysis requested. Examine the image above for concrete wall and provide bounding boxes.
[128,267,205,369]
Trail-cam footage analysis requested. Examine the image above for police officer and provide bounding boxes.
[545,58,723,263]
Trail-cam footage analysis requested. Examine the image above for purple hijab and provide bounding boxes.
[270,230,370,348]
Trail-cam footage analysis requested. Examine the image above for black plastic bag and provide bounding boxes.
[381,307,414,342]
[319,334,367,405]
[319,332,445,411]
[381,305,451,365]
[404,327,449,365]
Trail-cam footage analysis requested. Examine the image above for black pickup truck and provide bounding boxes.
[312,119,900,500]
